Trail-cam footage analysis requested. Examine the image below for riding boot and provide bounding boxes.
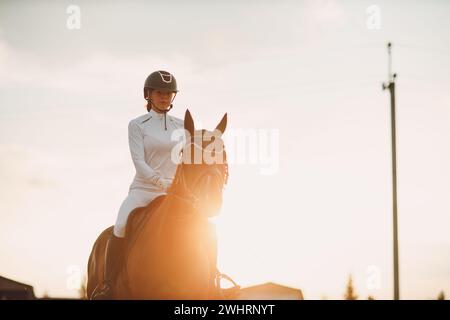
[94,234,124,300]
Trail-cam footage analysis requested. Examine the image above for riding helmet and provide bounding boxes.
[143,70,178,98]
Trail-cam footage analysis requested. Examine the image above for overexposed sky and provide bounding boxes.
[1,0,449,299]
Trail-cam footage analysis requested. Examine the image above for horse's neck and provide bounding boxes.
[164,193,196,216]
[167,167,196,212]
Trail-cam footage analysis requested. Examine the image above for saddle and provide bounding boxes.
[124,195,166,255]
[99,195,165,295]
[121,195,166,274]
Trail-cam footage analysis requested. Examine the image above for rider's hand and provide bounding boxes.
[156,177,172,192]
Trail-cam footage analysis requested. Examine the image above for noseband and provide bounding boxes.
[169,163,226,210]
[168,136,228,210]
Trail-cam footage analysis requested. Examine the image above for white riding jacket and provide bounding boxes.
[127,109,185,193]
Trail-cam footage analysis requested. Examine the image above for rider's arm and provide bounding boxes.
[128,120,160,185]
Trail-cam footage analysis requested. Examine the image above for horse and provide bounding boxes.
[87,109,239,299]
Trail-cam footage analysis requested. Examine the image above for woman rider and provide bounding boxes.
[96,70,184,299]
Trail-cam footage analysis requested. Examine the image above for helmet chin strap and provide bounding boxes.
[150,103,173,113]
[146,93,177,130]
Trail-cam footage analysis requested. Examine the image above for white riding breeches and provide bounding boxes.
[113,188,165,238]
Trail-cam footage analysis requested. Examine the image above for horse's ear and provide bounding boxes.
[215,113,227,135]
[184,109,195,138]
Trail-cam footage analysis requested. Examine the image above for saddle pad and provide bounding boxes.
[124,195,166,254]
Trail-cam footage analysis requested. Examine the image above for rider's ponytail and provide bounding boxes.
[145,88,153,112]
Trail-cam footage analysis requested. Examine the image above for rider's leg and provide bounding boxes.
[113,189,155,237]
[95,190,152,299]
[96,234,125,299]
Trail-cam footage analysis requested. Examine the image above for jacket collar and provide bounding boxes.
[141,108,166,123]
[142,108,178,128]
[149,108,168,119]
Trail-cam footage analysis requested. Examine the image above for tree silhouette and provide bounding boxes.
[344,275,358,300]
[437,291,445,300]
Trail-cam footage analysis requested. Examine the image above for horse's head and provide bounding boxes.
[170,109,228,218]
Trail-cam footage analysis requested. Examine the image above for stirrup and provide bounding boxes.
[92,283,114,300]
[214,272,241,299]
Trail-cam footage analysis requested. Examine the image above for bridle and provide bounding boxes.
[168,146,228,212]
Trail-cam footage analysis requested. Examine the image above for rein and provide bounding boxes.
[167,137,228,210]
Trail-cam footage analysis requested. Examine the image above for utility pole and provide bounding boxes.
[382,42,400,300]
